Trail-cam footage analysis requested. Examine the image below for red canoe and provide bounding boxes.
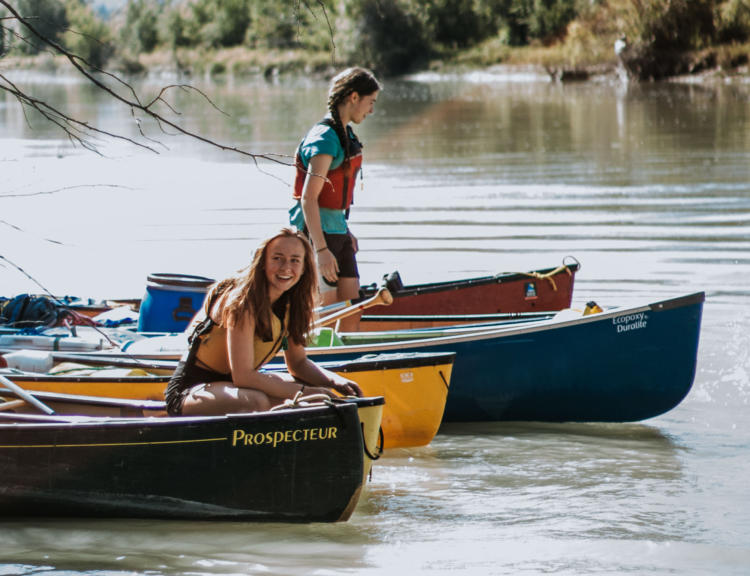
[356,258,579,331]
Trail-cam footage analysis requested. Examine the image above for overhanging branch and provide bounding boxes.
[0,0,294,167]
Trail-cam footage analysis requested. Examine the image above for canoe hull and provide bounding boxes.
[0,403,367,521]
[305,293,705,422]
[328,354,452,448]
[359,262,578,331]
[6,352,454,449]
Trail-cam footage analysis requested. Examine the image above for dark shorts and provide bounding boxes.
[321,232,359,288]
[165,361,229,416]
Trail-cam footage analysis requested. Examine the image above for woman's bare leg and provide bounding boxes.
[334,277,361,332]
[180,381,272,416]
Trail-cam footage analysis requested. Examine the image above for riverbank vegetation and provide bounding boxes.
[1,0,749,81]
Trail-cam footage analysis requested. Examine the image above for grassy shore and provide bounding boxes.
[4,40,749,84]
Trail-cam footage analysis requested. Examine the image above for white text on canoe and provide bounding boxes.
[612,312,648,333]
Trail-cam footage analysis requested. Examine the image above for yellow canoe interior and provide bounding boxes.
[6,357,453,450]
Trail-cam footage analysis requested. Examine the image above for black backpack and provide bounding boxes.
[0,294,59,328]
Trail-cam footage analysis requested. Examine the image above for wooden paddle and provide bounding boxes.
[315,287,393,328]
[0,373,57,415]
[0,399,27,412]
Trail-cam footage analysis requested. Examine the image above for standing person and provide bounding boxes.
[289,66,381,331]
[165,228,362,416]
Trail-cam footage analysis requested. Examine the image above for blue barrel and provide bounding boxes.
[137,273,215,333]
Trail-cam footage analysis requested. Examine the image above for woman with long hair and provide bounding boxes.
[165,228,362,416]
[290,67,381,330]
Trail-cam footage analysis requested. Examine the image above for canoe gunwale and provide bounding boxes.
[314,292,707,356]
[269,351,457,373]
[649,291,705,311]
[1,352,457,384]
[0,395,384,427]
[359,262,579,298]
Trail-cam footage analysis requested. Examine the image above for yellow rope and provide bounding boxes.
[517,264,572,292]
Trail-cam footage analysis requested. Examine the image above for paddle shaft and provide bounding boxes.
[51,352,177,372]
[315,287,393,328]
[0,373,56,415]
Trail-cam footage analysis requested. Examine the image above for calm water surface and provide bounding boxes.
[1,72,749,575]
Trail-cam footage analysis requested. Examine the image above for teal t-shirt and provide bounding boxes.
[289,120,351,235]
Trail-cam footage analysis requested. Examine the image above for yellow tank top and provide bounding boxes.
[194,307,288,375]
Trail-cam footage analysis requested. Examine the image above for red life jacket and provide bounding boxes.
[293,119,363,211]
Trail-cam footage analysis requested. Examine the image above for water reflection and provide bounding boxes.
[370,422,687,537]
[0,516,381,574]
[366,80,750,192]
[2,73,750,575]
[5,73,749,185]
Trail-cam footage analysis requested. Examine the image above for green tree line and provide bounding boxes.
[2,0,749,77]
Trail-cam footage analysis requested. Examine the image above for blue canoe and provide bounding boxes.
[289,292,705,423]
[24,293,704,423]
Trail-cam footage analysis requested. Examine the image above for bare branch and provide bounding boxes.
[145,84,230,118]
[0,220,65,246]
[300,0,337,65]
[0,72,159,154]
[0,0,294,166]
[0,183,134,199]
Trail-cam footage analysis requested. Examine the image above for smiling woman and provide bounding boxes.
[164,227,363,416]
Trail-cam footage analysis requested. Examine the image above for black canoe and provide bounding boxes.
[0,396,384,522]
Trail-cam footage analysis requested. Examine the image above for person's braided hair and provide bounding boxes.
[327,67,381,161]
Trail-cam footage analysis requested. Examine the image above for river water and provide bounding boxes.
[1,70,749,575]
